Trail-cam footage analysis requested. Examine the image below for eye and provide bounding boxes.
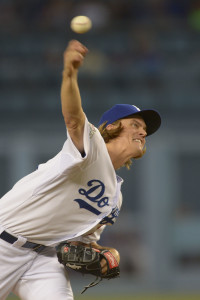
[132,122,139,128]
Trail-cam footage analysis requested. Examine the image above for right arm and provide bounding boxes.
[61,40,88,154]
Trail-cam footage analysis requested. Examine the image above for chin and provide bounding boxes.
[133,149,144,159]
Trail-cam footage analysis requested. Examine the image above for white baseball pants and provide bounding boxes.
[0,235,73,300]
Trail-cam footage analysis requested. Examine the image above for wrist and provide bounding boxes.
[62,68,78,79]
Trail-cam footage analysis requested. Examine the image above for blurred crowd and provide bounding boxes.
[0,2,199,77]
[1,0,200,34]
[0,0,199,118]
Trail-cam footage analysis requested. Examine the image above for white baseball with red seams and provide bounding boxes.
[70,16,92,34]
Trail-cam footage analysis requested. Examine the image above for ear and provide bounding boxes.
[106,124,116,130]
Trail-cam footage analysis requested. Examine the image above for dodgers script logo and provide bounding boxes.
[100,206,120,225]
[74,179,109,215]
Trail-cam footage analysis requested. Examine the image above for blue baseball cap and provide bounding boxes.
[98,104,161,136]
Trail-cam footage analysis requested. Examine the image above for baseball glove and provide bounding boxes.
[56,242,120,293]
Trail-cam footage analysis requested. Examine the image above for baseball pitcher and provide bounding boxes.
[0,40,161,300]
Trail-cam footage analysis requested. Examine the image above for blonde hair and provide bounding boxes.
[98,120,146,169]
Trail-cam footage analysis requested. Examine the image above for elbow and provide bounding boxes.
[63,112,85,130]
[63,114,77,129]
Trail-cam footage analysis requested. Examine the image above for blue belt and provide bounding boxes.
[0,230,46,252]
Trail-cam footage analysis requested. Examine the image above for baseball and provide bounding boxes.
[70,16,92,34]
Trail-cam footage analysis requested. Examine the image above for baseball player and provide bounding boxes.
[0,40,161,300]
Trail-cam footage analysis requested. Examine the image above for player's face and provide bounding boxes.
[119,117,147,157]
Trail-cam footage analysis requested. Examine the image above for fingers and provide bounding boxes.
[100,258,107,275]
[63,40,88,75]
[67,40,88,55]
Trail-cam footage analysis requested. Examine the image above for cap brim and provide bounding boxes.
[129,110,161,136]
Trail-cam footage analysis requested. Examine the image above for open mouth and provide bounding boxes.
[133,139,142,145]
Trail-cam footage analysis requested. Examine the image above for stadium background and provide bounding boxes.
[0,0,200,299]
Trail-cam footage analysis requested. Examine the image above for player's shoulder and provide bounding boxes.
[88,122,97,139]
[87,121,105,148]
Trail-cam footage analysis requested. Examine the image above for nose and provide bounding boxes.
[139,127,147,137]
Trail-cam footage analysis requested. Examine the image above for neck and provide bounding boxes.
[106,143,130,170]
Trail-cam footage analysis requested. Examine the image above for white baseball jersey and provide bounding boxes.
[0,118,123,246]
